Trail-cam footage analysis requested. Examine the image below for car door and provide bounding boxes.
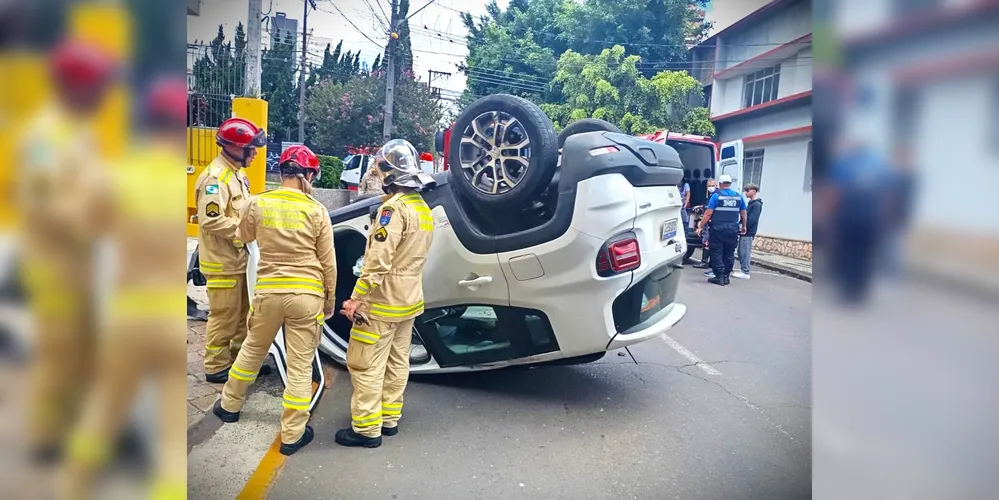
[340,154,362,186]
[412,207,526,368]
[717,140,744,193]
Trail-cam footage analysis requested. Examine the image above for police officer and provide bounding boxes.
[696,174,747,286]
[18,38,116,462]
[337,139,435,448]
[692,177,718,270]
[59,76,188,500]
[194,117,266,383]
[213,145,337,457]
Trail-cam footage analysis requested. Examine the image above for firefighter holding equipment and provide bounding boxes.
[18,37,116,462]
[213,145,337,456]
[337,139,436,448]
[194,117,266,383]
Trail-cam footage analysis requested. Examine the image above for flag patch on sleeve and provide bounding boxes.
[379,207,393,226]
[205,184,220,195]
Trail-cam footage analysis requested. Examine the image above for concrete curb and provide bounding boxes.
[752,259,813,283]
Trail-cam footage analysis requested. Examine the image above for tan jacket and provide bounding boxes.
[357,165,383,196]
[238,187,337,312]
[195,155,251,276]
[351,191,434,322]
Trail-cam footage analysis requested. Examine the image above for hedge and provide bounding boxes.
[315,155,344,189]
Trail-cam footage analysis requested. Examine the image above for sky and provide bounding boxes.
[189,0,510,110]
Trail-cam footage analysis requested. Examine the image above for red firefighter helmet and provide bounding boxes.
[146,76,188,124]
[279,145,321,179]
[50,38,116,91]
[216,117,267,148]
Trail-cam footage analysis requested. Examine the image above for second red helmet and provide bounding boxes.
[279,145,320,174]
[216,117,267,149]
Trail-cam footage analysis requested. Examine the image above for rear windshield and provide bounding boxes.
[667,140,715,207]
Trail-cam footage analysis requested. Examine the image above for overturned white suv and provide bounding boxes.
[189,94,688,406]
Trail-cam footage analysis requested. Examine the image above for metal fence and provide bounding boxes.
[187,43,245,165]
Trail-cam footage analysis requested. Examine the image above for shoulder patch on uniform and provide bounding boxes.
[378,206,394,226]
[206,201,220,217]
[205,184,220,195]
[373,226,388,242]
[243,177,250,190]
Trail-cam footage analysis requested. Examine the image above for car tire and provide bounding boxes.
[448,94,558,210]
[556,118,623,150]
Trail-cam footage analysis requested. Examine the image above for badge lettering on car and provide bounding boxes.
[379,207,393,226]
[373,226,388,242]
[206,201,220,217]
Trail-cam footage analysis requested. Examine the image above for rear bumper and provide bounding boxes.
[606,302,686,351]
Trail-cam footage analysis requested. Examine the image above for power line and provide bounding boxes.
[319,0,386,49]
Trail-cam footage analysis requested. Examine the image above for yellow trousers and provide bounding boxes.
[221,293,324,445]
[58,290,187,500]
[23,255,94,451]
[203,274,249,375]
[346,318,415,437]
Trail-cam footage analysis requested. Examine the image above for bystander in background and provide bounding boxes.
[732,184,762,279]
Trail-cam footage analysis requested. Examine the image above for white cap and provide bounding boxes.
[718,174,732,184]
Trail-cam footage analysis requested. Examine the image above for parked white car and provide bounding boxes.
[339,152,435,189]
[190,94,688,411]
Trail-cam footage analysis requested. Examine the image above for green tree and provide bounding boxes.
[190,24,245,126]
[545,45,710,135]
[371,53,382,73]
[304,74,441,157]
[261,30,299,142]
[383,0,415,79]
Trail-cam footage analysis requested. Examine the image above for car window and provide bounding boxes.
[343,155,360,170]
[416,305,559,367]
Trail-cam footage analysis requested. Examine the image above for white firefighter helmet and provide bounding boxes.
[372,139,436,190]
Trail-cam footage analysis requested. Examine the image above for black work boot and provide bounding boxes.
[335,428,382,448]
[707,275,725,286]
[212,399,240,423]
[205,368,229,384]
[723,274,731,286]
[381,425,399,437]
[280,426,314,456]
[692,258,711,269]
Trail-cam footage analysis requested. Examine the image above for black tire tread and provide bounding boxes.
[447,94,558,209]
[557,118,623,149]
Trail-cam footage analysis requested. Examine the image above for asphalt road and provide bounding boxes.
[255,267,813,500]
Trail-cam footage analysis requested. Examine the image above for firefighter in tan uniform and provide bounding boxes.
[17,38,116,462]
[213,145,337,456]
[194,117,266,383]
[337,139,436,448]
[58,76,188,500]
[357,161,384,197]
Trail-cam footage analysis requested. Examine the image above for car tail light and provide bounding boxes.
[596,232,641,276]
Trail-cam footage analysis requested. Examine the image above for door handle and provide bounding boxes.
[458,276,493,289]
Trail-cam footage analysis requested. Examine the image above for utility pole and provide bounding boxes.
[381,0,399,141]
[245,0,262,96]
[297,0,316,142]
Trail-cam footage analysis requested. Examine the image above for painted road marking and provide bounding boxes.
[237,374,333,499]
[661,334,722,376]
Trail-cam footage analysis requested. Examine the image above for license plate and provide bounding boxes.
[661,219,678,241]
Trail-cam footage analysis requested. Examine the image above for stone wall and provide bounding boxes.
[752,235,812,261]
[311,188,357,212]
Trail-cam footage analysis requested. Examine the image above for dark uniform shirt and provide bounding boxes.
[706,188,746,225]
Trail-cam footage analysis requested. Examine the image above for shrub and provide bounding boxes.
[315,155,344,189]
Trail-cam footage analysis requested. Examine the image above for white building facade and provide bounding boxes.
[692,0,814,255]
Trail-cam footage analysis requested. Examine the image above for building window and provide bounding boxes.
[743,149,765,188]
[803,141,813,193]
[743,64,781,108]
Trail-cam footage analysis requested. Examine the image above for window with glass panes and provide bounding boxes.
[743,149,765,188]
[743,64,781,108]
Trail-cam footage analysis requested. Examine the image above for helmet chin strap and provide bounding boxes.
[221,147,253,168]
